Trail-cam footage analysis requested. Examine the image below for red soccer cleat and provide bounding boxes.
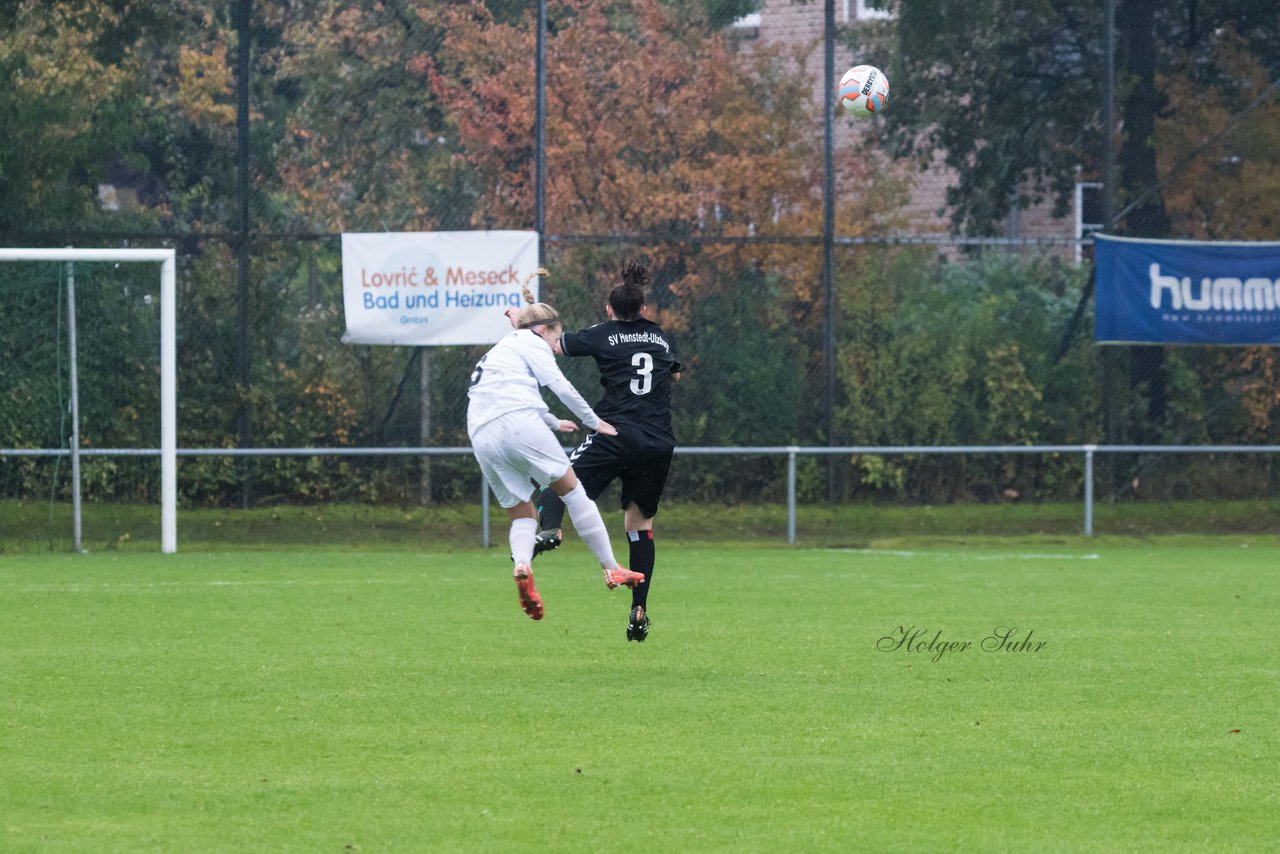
[602,564,646,590]
[514,563,544,620]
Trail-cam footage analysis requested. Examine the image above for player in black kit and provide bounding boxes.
[533,260,681,642]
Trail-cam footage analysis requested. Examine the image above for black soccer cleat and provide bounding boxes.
[627,605,650,643]
[531,528,562,560]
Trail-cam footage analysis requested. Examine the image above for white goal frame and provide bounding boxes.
[0,248,177,553]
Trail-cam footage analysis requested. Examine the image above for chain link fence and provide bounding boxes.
[3,1,1279,550]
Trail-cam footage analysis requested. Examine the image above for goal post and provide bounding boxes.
[0,248,177,553]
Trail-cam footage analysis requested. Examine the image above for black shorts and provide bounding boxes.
[568,426,674,519]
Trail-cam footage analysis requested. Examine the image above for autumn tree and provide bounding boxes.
[420,1,824,241]
[1158,28,1280,448]
[1158,27,1280,240]
[259,1,471,233]
[0,1,138,231]
[878,0,1280,238]
[416,0,904,328]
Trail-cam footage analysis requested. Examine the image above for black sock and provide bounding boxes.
[628,529,655,611]
[537,487,566,532]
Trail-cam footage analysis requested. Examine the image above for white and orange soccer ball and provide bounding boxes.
[838,64,890,118]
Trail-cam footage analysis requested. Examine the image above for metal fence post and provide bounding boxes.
[1084,444,1096,537]
[65,261,83,554]
[481,475,490,548]
[787,446,798,545]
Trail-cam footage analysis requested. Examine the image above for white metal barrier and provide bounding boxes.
[7,444,1280,549]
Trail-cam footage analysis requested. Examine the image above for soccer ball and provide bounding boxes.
[838,65,890,118]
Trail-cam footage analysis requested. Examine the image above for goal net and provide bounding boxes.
[0,249,176,553]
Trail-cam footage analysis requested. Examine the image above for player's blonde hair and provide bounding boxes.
[516,267,560,329]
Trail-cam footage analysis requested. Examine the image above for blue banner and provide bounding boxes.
[1095,234,1280,345]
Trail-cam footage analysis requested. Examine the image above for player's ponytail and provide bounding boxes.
[609,259,648,321]
[516,268,560,329]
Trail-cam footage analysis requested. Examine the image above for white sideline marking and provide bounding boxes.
[839,549,1101,561]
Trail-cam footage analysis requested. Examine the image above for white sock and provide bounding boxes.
[560,484,617,568]
[509,517,537,567]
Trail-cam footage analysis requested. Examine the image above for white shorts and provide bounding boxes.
[469,410,572,508]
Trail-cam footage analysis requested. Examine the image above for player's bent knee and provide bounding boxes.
[549,467,579,496]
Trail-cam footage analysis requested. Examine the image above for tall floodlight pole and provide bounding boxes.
[1101,0,1116,453]
[822,0,837,501]
[536,0,547,264]
[236,0,253,507]
[1103,0,1116,230]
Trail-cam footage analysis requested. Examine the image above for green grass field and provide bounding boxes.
[3,539,1278,851]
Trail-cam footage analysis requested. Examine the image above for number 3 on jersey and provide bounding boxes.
[630,352,653,395]
[469,354,487,388]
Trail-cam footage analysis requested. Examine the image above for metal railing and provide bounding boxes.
[8,443,1280,549]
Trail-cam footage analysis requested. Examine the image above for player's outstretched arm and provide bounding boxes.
[551,416,615,436]
[525,339,603,429]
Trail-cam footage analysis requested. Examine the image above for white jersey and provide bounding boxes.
[467,329,600,436]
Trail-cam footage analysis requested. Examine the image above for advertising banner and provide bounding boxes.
[1095,233,1280,345]
[341,231,539,345]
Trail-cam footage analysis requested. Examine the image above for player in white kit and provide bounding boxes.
[467,295,645,621]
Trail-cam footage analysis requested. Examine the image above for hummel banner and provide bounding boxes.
[341,231,539,345]
[1095,233,1280,345]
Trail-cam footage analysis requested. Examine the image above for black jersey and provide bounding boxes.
[560,318,681,440]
